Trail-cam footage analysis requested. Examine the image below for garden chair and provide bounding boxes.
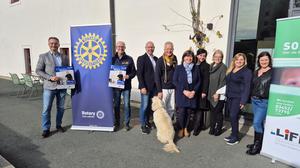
[65,89,72,109]
[9,73,26,96]
[21,73,40,97]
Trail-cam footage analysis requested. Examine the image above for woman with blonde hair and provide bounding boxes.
[224,53,252,145]
[207,49,227,136]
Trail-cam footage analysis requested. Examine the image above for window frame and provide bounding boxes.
[9,0,21,6]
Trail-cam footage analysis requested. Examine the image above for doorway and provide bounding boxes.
[60,47,70,65]
[24,48,31,74]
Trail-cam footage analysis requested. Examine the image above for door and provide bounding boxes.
[24,48,31,74]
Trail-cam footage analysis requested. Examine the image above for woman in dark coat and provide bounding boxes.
[193,48,210,136]
[246,52,272,155]
[173,50,201,138]
[207,50,227,136]
[224,53,252,145]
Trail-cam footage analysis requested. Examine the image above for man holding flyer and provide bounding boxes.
[36,37,69,138]
[112,41,136,131]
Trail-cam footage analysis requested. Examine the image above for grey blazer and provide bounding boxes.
[207,63,227,107]
[36,51,69,90]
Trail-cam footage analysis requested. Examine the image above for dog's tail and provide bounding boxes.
[163,142,180,153]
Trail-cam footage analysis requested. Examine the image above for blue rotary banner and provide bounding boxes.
[70,25,114,131]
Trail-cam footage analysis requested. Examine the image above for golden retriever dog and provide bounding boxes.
[151,96,180,153]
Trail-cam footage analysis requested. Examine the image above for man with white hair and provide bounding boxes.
[155,41,177,119]
[137,41,158,134]
[112,41,136,131]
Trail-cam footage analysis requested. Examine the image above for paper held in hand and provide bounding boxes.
[55,66,75,89]
[108,65,126,89]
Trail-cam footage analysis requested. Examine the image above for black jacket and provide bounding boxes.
[155,55,177,92]
[251,69,272,99]
[198,61,210,94]
[112,53,136,90]
[196,61,210,110]
[137,53,158,91]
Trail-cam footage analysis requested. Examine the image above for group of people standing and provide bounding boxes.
[114,40,229,138]
[37,37,272,156]
[112,40,272,155]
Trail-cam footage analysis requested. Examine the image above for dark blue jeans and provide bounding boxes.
[251,97,268,133]
[113,89,131,126]
[139,90,155,127]
[227,97,241,139]
[42,89,66,131]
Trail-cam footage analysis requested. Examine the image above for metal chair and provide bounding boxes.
[21,73,41,97]
[30,73,44,85]
[9,73,26,96]
[65,89,72,109]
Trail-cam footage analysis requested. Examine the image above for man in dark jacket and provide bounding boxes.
[137,41,158,134]
[155,41,177,118]
[112,41,136,131]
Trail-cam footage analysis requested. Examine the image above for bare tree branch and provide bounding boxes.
[163,0,222,49]
[169,8,192,22]
[164,23,192,28]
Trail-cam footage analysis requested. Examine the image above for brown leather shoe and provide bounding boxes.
[184,128,190,137]
[178,129,184,138]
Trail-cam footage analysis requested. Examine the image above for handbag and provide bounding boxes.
[198,96,209,111]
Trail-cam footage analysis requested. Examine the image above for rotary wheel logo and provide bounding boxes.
[96,111,105,119]
[74,33,108,69]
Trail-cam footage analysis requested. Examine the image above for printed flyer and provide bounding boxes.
[55,66,75,89]
[108,65,126,89]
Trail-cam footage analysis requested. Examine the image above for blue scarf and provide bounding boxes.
[183,63,194,84]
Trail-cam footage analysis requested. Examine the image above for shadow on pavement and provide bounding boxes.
[0,123,50,168]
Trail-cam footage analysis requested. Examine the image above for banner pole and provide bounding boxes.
[110,0,116,52]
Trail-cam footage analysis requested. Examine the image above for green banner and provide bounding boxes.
[274,18,300,59]
[262,17,300,167]
[267,86,300,117]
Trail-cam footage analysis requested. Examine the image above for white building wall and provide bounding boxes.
[200,0,232,63]
[115,0,232,99]
[0,0,110,76]
[116,0,232,63]
[0,0,232,100]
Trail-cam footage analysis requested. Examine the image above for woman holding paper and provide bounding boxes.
[207,50,227,136]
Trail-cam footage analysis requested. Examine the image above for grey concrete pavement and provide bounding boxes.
[0,78,289,168]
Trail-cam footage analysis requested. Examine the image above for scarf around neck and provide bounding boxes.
[210,62,224,73]
[183,62,194,84]
[163,55,175,65]
[163,54,176,83]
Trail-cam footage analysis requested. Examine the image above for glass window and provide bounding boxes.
[231,0,289,115]
[10,0,20,4]
[235,0,261,42]
[233,0,289,71]
[295,0,300,8]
